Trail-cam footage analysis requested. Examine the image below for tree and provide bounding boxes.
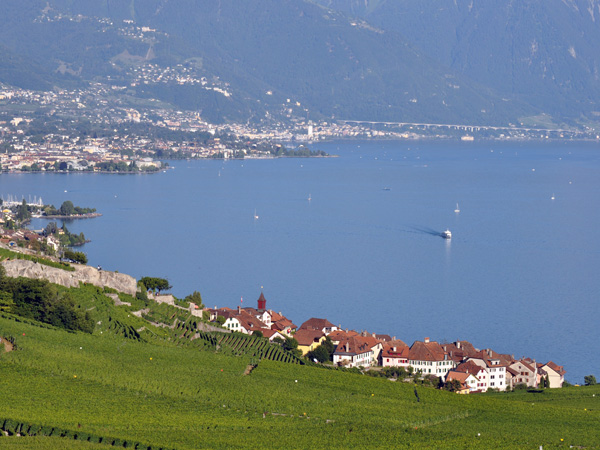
[584,375,597,386]
[184,291,204,308]
[139,277,172,294]
[215,315,226,326]
[63,249,87,264]
[444,378,463,392]
[322,335,334,356]
[16,199,31,221]
[136,282,149,304]
[44,222,59,236]
[0,277,93,333]
[253,330,263,338]
[281,336,301,358]
[59,200,75,216]
[306,336,334,363]
[306,344,330,363]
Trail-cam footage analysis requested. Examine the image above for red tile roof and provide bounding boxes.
[470,349,510,367]
[327,330,347,340]
[261,329,284,339]
[375,334,393,342]
[442,340,479,361]
[506,366,520,377]
[513,359,536,373]
[334,336,374,356]
[544,361,566,376]
[409,339,447,362]
[272,318,297,331]
[294,329,325,346]
[454,361,486,375]
[381,341,410,358]
[446,371,471,383]
[299,317,336,331]
[360,335,382,350]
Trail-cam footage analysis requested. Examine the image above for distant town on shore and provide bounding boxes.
[2,81,598,174]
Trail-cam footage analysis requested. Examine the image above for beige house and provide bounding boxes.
[509,358,538,388]
[540,361,566,388]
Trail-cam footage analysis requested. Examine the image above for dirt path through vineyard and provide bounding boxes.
[1,337,13,353]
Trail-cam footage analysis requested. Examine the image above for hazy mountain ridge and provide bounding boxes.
[314,0,600,123]
[1,0,598,127]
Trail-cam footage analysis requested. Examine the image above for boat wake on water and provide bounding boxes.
[408,225,451,239]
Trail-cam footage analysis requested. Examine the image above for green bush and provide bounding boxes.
[63,249,88,265]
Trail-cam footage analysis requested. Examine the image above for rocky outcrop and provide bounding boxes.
[0,259,138,296]
[104,293,131,306]
[150,293,176,306]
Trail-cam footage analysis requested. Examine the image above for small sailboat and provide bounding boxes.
[551,193,555,200]
[308,193,312,201]
[454,203,460,213]
[254,209,259,220]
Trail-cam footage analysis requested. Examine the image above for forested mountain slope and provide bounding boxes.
[0,0,537,125]
[314,0,600,124]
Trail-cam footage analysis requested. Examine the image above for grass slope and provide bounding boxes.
[1,312,599,449]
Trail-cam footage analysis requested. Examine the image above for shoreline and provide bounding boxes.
[35,213,102,220]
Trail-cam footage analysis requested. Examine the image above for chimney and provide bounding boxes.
[424,337,430,344]
[237,305,241,314]
[372,333,376,338]
[393,336,396,341]
[487,349,492,357]
[456,341,461,349]
[345,342,349,352]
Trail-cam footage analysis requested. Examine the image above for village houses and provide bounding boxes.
[206,294,565,392]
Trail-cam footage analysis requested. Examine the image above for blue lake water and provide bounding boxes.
[3,140,600,383]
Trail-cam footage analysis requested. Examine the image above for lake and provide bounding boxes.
[4,139,600,383]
